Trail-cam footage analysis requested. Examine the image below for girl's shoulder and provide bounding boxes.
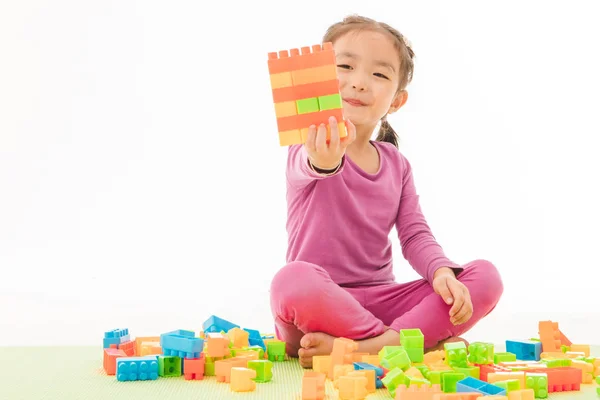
[372,140,411,168]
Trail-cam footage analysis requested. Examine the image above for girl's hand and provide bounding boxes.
[432,268,473,326]
[305,116,356,171]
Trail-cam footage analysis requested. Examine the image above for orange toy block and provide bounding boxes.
[351,352,370,363]
[215,357,248,383]
[475,397,507,400]
[348,370,376,393]
[330,337,359,377]
[423,350,445,365]
[337,375,368,400]
[333,364,355,387]
[230,367,257,392]
[268,43,335,75]
[267,42,347,147]
[227,327,249,348]
[395,383,442,400]
[134,336,160,356]
[569,344,590,356]
[570,359,594,383]
[538,321,561,352]
[139,342,162,356]
[506,389,534,399]
[206,332,230,358]
[183,355,205,380]
[361,355,381,366]
[313,356,332,378]
[432,393,481,399]
[103,347,127,375]
[302,371,326,400]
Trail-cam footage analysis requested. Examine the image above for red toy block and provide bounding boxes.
[477,364,511,382]
[103,347,127,375]
[118,340,135,356]
[272,79,340,103]
[268,43,335,74]
[183,354,205,380]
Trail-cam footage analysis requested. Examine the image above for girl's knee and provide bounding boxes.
[270,261,323,306]
[464,259,504,306]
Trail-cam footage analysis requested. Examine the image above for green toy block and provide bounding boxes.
[406,376,430,387]
[247,359,273,383]
[267,341,286,362]
[597,387,600,396]
[494,352,517,364]
[529,338,541,342]
[596,375,600,384]
[543,358,571,368]
[494,379,520,392]
[441,372,466,393]
[467,342,494,364]
[400,329,424,348]
[525,372,548,399]
[406,348,424,363]
[158,355,182,377]
[427,370,442,385]
[379,346,403,358]
[414,364,430,378]
[318,93,342,111]
[380,367,406,397]
[296,97,319,114]
[444,341,468,368]
[380,346,411,371]
[453,365,480,379]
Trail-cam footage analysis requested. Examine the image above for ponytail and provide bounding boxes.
[375,116,399,148]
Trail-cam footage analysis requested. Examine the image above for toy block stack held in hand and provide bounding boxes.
[101,315,285,394]
[267,42,347,146]
[301,320,599,399]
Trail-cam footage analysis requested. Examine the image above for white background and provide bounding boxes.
[1,0,599,347]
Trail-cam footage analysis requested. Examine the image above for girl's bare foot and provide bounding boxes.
[298,332,336,368]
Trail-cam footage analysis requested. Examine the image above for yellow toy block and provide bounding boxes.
[337,375,368,400]
[507,389,534,400]
[230,367,256,392]
[227,327,249,348]
[270,71,293,89]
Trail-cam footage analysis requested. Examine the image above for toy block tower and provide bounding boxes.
[267,42,347,146]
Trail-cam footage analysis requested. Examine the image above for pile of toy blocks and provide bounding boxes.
[301,320,600,399]
[102,315,286,393]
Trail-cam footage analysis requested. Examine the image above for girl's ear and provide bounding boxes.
[388,90,408,114]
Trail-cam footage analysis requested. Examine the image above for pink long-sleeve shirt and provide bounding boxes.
[285,141,462,287]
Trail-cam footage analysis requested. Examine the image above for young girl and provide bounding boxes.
[269,15,503,368]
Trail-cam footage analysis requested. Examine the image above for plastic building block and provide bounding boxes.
[354,362,384,388]
[380,346,411,371]
[519,367,581,393]
[394,383,442,399]
[243,328,266,351]
[134,336,160,356]
[400,329,425,363]
[442,372,467,393]
[456,376,506,396]
[118,340,135,356]
[492,379,520,392]
[333,364,355,387]
[215,357,248,383]
[505,340,541,361]
[487,372,525,388]
[103,347,127,375]
[453,365,480,379]
[158,355,181,377]
[267,340,286,361]
[103,329,129,348]
[139,341,162,356]
[381,367,406,397]
[494,352,516,364]
[160,330,203,358]
[467,342,494,365]
[247,359,273,382]
[116,356,159,381]
[302,371,326,400]
[206,332,230,358]
[313,356,332,378]
[347,369,376,393]
[538,321,562,353]
[183,355,205,380]
[445,341,468,368]
[227,327,249,348]
[433,395,481,400]
[230,367,257,392]
[202,315,239,333]
[505,389,534,399]
[337,375,368,400]
[267,42,347,146]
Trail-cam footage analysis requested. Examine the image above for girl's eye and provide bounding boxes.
[337,64,351,69]
[374,73,389,80]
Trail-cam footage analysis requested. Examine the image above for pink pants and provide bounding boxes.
[270,260,503,356]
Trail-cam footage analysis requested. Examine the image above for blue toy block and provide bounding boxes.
[116,356,159,381]
[353,362,384,377]
[506,340,542,361]
[202,315,239,333]
[456,376,506,396]
[103,329,130,348]
[244,328,266,351]
[160,331,204,359]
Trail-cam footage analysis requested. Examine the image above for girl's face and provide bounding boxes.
[334,29,407,132]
